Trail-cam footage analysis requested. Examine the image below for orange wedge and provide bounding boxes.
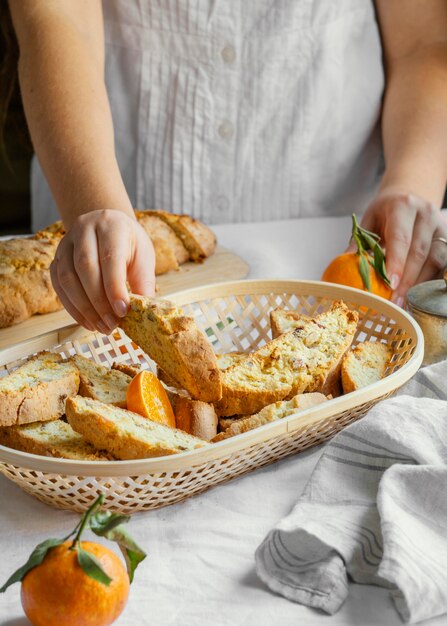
[126,370,176,428]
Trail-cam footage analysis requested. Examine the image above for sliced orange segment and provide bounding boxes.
[126,370,176,428]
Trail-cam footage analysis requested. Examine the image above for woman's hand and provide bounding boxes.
[360,192,447,306]
[50,210,156,333]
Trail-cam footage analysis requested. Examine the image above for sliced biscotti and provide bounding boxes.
[148,210,216,261]
[72,354,132,408]
[270,309,311,339]
[120,295,222,402]
[66,396,207,459]
[166,388,218,441]
[213,392,328,441]
[111,362,142,378]
[0,352,79,427]
[0,420,111,461]
[135,211,189,275]
[341,341,391,394]
[215,301,358,416]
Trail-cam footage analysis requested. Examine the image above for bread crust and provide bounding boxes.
[0,352,80,427]
[120,295,222,402]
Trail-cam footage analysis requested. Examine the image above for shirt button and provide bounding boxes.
[218,120,234,140]
[216,195,230,212]
[221,45,236,64]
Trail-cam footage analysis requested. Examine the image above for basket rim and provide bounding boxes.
[0,279,424,476]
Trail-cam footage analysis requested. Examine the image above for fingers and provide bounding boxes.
[50,257,95,331]
[127,225,156,296]
[96,219,131,318]
[383,201,417,296]
[51,247,110,334]
[72,224,119,332]
[392,207,439,302]
[49,211,157,334]
[415,234,447,285]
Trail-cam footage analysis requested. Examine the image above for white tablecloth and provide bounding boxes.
[1,216,446,626]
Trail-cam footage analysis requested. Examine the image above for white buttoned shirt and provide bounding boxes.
[31,0,385,230]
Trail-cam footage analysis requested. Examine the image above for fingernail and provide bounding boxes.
[390,274,400,290]
[103,314,117,330]
[97,321,110,335]
[395,297,404,308]
[113,299,128,317]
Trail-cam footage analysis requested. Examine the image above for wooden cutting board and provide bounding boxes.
[0,246,248,352]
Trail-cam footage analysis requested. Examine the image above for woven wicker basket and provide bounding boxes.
[0,280,423,513]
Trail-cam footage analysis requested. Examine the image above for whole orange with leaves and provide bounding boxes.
[321,214,393,300]
[321,252,393,300]
[21,541,130,626]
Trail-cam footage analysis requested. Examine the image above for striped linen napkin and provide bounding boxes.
[255,358,447,623]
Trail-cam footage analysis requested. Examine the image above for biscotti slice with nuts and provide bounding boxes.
[216,352,247,370]
[66,396,207,459]
[213,392,328,441]
[0,352,79,427]
[215,301,358,416]
[147,210,216,261]
[120,295,222,402]
[72,354,132,408]
[341,341,392,394]
[270,309,311,339]
[0,420,111,461]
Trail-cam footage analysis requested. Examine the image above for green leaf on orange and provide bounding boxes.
[359,253,372,291]
[77,546,113,586]
[90,510,147,583]
[0,538,64,592]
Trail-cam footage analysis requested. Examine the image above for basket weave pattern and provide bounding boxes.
[0,281,421,513]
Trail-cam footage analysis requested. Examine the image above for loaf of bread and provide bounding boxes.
[341,341,391,394]
[72,354,132,408]
[146,210,216,261]
[120,295,222,402]
[0,351,79,427]
[66,396,207,459]
[0,419,111,461]
[0,234,62,327]
[215,301,358,416]
[0,210,217,329]
[213,392,328,441]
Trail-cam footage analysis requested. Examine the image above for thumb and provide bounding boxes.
[127,234,156,297]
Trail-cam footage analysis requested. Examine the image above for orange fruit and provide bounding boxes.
[321,252,393,300]
[126,370,176,427]
[21,541,129,626]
